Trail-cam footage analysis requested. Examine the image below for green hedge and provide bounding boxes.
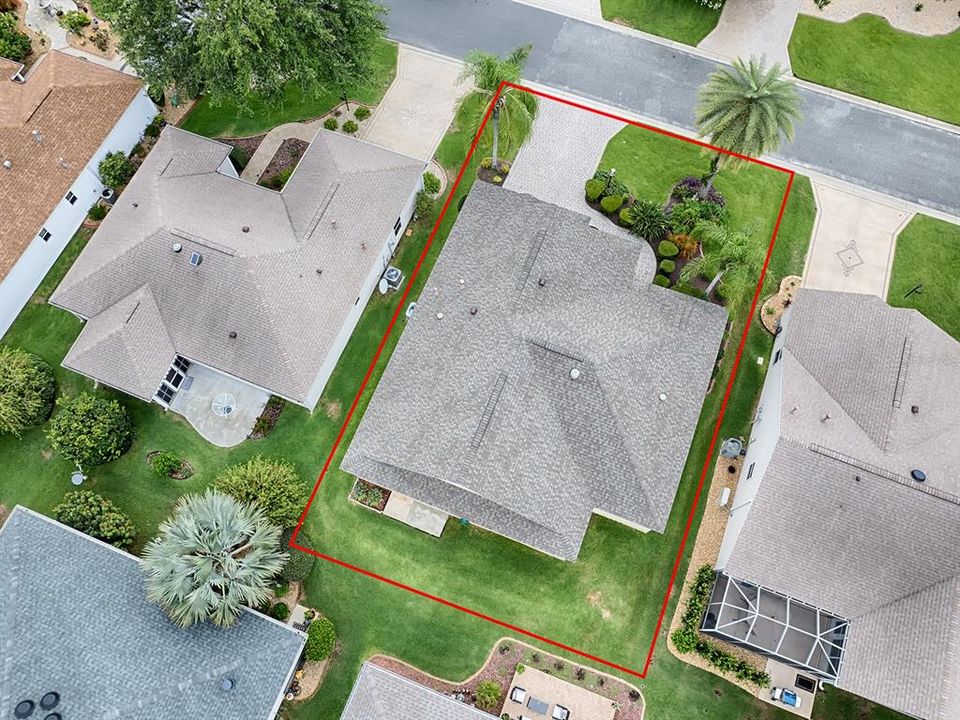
[670,565,770,686]
[657,240,679,258]
[585,178,604,202]
[653,275,671,288]
[659,259,676,275]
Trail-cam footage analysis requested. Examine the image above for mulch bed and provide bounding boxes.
[145,451,194,480]
[221,134,266,172]
[248,396,285,439]
[258,138,310,185]
[351,480,391,512]
[477,157,511,186]
[760,275,802,334]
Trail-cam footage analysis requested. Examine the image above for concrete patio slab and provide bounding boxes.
[757,659,817,718]
[382,492,448,536]
[503,667,616,720]
[360,44,467,161]
[169,363,268,447]
[803,182,911,298]
[698,0,801,70]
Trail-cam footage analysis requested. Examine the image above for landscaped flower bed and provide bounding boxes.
[258,138,310,189]
[350,479,390,512]
[478,156,511,185]
[248,395,285,439]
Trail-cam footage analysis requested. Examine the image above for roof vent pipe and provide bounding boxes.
[2,159,11,170]
[228,331,237,339]
[241,226,250,233]
[911,405,920,414]
[32,129,42,144]
[172,243,182,253]
[911,469,926,482]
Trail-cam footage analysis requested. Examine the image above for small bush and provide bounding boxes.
[59,11,91,35]
[88,203,108,221]
[352,480,384,507]
[214,456,308,530]
[91,28,110,52]
[618,207,633,226]
[270,602,290,621]
[422,171,441,196]
[673,176,725,206]
[625,199,670,241]
[323,117,338,131]
[415,190,433,217]
[98,151,135,188]
[670,233,700,260]
[354,105,371,120]
[592,169,627,199]
[653,274,671,288]
[150,450,182,477]
[659,259,676,274]
[670,199,727,234]
[341,120,358,134]
[584,178,604,203]
[304,617,336,661]
[146,84,165,106]
[47,393,134,468]
[0,347,56,436]
[475,680,502,711]
[229,145,249,171]
[54,490,136,550]
[600,194,624,214]
[658,240,679,258]
[279,529,316,582]
[143,114,164,139]
[0,12,31,61]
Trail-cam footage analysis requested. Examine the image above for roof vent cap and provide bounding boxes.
[241,226,250,233]
[911,405,920,414]
[31,129,42,144]
[436,312,444,320]
[469,307,478,316]
[39,692,60,710]
[537,277,546,287]
[2,159,12,170]
[228,331,237,339]
[570,367,581,380]
[911,469,926,483]
[172,242,182,253]
[14,700,34,718]
[659,393,667,402]
[219,677,236,691]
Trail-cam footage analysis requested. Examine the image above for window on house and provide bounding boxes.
[65,191,77,205]
[155,384,175,404]
[38,228,52,241]
[173,356,191,374]
[773,349,783,364]
[746,462,755,480]
[393,217,402,236]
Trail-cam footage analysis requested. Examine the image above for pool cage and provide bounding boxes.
[701,573,848,681]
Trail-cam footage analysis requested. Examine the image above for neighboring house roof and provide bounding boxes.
[0,505,305,720]
[340,662,493,720]
[0,51,142,281]
[50,126,424,405]
[724,289,960,720]
[342,183,727,560]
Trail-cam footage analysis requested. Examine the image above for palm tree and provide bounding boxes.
[141,489,287,628]
[458,44,538,171]
[680,221,766,306]
[695,56,801,193]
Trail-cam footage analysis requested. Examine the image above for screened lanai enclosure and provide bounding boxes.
[701,573,848,681]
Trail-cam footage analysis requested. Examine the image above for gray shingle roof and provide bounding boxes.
[0,506,304,719]
[50,127,424,406]
[724,289,960,720]
[342,183,727,560]
[340,662,494,720]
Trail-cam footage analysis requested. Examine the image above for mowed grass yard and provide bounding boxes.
[179,38,398,137]
[887,214,960,341]
[789,14,960,126]
[601,0,721,45]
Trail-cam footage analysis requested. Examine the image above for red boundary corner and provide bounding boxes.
[290,82,796,679]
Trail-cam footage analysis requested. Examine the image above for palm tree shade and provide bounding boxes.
[141,489,287,628]
[458,45,538,170]
[680,221,767,307]
[695,56,802,184]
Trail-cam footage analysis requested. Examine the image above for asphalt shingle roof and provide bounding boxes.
[342,183,727,559]
[50,126,424,405]
[724,289,960,720]
[0,506,304,719]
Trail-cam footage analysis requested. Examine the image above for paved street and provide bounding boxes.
[381,0,960,217]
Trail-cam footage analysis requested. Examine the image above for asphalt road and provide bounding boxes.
[381,0,960,217]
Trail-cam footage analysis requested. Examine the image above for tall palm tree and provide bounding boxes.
[695,56,801,192]
[458,44,538,171]
[141,489,287,628]
[680,221,766,306]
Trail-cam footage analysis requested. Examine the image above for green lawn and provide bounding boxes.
[887,214,960,340]
[789,14,960,126]
[601,0,722,45]
[178,39,398,137]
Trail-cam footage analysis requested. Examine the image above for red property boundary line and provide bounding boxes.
[290,81,796,679]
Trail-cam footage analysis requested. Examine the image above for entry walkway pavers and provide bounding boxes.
[359,44,467,161]
[802,182,911,298]
[169,363,268,447]
[698,0,801,70]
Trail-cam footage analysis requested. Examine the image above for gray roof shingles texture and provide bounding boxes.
[342,183,727,560]
[340,663,494,720]
[50,127,424,405]
[0,506,304,719]
[725,289,960,720]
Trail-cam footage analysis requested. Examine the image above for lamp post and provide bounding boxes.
[904,283,923,299]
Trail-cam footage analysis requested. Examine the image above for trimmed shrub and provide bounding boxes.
[354,105,371,120]
[98,151,135,188]
[415,190,433,217]
[0,346,55,436]
[599,194,624,214]
[144,114,164,139]
[618,207,633,226]
[323,117,338,131]
[475,680,502,711]
[584,178,604,203]
[229,145,249,171]
[659,259,676,274]
[147,84,166,106]
[304,617,336,661]
[422,171,441,196]
[150,450,182,477]
[279,529,316,581]
[672,176,725,207]
[0,12,31,61]
[58,11,91,35]
[592,169,627,199]
[658,240,679,258]
[54,490,136,550]
[341,120,358,134]
[653,274,671,288]
[91,28,110,52]
[670,232,700,260]
[625,199,670,241]
[214,456,308,529]
[270,602,290,621]
[670,199,728,234]
[88,203,108,221]
[47,393,134,468]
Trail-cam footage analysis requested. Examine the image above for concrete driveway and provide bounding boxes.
[699,0,801,70]
[802,182,912,298]
[360,45,467,161]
